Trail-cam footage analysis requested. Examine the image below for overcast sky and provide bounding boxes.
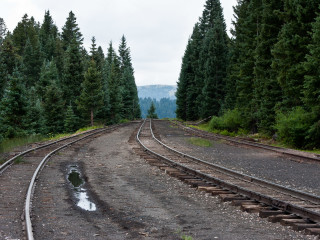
[2,0,237,86]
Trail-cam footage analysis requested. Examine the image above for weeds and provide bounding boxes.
[188,137,212,147]
[14,156,26,164]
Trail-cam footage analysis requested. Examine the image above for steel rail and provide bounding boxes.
[137,119,320,223]
[25,122,130,240]
[171,120,320,163]
[0,127,104,173]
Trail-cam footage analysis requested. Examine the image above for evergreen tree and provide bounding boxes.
[0,34,18,97]
[43,81,65,134]
[12,14,39,55]
[0,69,27,138]
[24,87,45,134]
[77,60,104,126]
[37,60,59,98]
[62,38,84,106]
[106,42,122,123]
[303,9,320,147]
[200,16,228,118]
[147,102,158,119]
[64,104,78,132]
[0,18,7,44]
[61,11,83,50]
[253,0,283,134]
[118,35,140,120]
[39,10,59,60]
[272,0,319,110]
[22,37,42,87]
[227,0,262,131]
[176,39,193,120]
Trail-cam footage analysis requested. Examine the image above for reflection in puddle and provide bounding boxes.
[68,166,97,211]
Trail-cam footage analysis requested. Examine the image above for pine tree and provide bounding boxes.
[272,0,319,110]
[147,102,158,119]
[61,11,83,50]
[200,16,228,118]
[226,0,262,131]
[43,81,65,134]
[0,18,7,44]
[25,87,45,134]
[39,10,59,60]
[22,37,42,87]
[62,38,84,106]
[176,39,193,120]
[187,24,202,120]
[64,104,78,132]
[106,42,122,123]
[118,36,140,120]
[12,14,39,55]
[253,0,283,134]
[0,68,27,138]
[77,60,104,126]
[0,34,18,97]
[37,60,59,99]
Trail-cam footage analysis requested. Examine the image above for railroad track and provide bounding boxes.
[171,120,320,163]
[0,123,126,240]
[137,119,320,236]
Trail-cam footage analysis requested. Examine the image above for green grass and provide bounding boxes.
[14,156,26,164]
[0,124,105,154]
[187,137,212,147]
[191,122,320,155]
[0,135,46,154]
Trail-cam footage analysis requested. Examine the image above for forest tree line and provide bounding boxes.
[0,11,140,142]
[176,0,320,149]
[139,97,176,119]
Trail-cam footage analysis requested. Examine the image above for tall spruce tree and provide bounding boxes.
[12,14,39,55]
[77,60,103,126]
[0,18,7,44]
[43,81,65,134]
[62,38,84,106]
[0,69,27,138]
[228,0,262,131]
[25,87,45,134]
[118,36,140,120]
[176,40,193,120]
[253,0,283,134]
[147,102,158,119]
[61,11,83,50]
[272,0,319,111]
[0,34,18,97]
[37,60,59,98]
[200,16,228,118]
[39,10,59,60]
[106,42,122,123]
[22,37,42,87]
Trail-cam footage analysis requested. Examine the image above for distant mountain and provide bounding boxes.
[137,85,177,101]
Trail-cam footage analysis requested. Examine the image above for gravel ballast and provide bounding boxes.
[30,123,315,239]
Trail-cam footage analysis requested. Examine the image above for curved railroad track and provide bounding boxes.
[137,119,320,236]
[171,120,320,164]
[0,123,125,240]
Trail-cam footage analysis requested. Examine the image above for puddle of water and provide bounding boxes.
[68,166,97,211]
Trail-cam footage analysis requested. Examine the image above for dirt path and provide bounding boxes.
[31,123,312,239]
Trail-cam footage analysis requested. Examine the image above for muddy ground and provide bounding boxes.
[31,122,315,239]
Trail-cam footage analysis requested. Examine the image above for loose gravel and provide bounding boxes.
[154,120,320,197]
[31,123,315,239]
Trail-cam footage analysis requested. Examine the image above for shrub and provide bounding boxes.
[209,108,243,132]
[275,107,313,148]
[306,120,320,149]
